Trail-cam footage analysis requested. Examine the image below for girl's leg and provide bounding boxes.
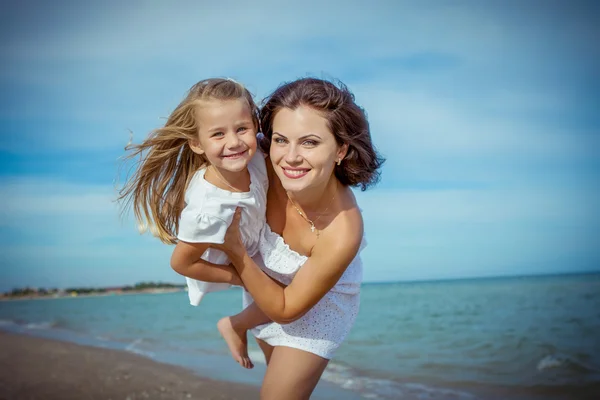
[260,346,329,400]
[217,302,270,369]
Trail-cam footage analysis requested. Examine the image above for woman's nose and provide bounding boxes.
[285,145,302,163]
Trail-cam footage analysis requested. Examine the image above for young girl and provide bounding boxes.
[118,78,270,369]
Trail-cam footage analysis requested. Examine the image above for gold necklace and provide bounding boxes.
[286,184,337,238]
[209,166,243,192]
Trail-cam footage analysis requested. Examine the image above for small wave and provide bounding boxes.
[25,321,58,330]
[321,361,476,400]
[125,347,155,358]
[0,319,59,330]
[537,353,599,374]
[125,338,155,358]
[537,355,564,371]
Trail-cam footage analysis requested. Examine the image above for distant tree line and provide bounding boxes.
[2,282,185,298]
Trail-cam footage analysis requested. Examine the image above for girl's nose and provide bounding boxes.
[227,132,242,148]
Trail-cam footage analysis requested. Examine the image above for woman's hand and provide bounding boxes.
[229,267,245,288]
[220,207,246,262]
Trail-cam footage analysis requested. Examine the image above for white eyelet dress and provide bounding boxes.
[243,225,367,360]
[177,152,268,305]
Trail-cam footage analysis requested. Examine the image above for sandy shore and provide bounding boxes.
[0,332,259,400]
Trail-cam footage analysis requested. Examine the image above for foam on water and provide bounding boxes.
[25,321,58,329]
[537,354,565,371]
[125,337,155,358]
[321,362,477,400]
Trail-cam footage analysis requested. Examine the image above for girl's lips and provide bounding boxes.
[282,167,310,179]
[222,150,248,159]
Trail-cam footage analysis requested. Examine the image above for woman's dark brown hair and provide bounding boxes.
[260,77,384,191]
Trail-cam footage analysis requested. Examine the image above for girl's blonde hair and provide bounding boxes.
[118,78,259,244]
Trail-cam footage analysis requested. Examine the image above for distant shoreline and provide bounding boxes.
[0,288,185,302]
[4,270,599,300]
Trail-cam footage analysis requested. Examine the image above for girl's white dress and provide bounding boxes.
[244,226,366,359]
[177,153,268,305]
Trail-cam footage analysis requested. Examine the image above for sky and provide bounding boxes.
[1,0,599,292]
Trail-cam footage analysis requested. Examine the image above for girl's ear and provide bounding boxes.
[189,139,204,155]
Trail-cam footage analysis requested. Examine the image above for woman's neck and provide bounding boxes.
[286,176,339,213]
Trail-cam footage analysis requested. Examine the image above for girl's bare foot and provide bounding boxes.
[217,317,254,369]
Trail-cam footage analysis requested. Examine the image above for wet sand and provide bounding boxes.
[0,331,259,400]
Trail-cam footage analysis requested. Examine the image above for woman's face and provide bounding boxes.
[270,106,346,193]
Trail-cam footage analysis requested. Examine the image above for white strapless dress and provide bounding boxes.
[243,225,366,359]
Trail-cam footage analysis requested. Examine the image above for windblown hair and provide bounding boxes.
[118,78,259,244]
[260,77,384,191]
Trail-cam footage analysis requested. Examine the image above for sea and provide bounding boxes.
[1,273,599,400]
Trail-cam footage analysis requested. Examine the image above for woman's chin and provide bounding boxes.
[281,179,309,193]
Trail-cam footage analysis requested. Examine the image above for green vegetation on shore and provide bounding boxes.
[2,282,185,299]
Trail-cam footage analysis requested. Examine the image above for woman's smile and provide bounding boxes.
[282,167,311,179]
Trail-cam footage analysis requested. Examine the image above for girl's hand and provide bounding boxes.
[221,207,246,260]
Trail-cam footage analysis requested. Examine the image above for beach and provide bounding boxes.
[0,332,259,400]
[1,276,599,399]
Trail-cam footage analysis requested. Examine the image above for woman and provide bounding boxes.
[218,77,384,399]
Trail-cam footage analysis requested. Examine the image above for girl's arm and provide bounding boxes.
[222,208,363,324]
[171,241,243,286]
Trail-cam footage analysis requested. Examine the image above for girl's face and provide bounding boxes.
[270,106,347,193]
[190,98,257,173]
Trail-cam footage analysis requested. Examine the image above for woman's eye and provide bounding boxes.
[274,137,287,144]
[302,140,317,147]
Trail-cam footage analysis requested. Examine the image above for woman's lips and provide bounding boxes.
[282,167,310,179]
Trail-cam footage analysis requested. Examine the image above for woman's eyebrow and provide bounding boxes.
[273,132,321,139]
[298,134,321,140]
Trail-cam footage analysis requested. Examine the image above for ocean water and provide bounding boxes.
[1,273,599,399]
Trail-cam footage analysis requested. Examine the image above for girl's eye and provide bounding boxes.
[211,132,224,138]
[237,127,248,133]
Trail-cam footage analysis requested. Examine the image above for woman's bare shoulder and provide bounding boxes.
[315,187,363,257]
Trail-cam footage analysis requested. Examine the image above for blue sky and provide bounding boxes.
[1,0,599,292]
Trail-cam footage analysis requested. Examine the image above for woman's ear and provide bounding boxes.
[189,138,204,155]
[337,143,349,162]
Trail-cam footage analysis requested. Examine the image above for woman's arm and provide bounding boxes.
[171,241,243,286]
[224,208,363,324]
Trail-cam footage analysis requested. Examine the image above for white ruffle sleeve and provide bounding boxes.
[177,206,232,244]
[177,205,233,306]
